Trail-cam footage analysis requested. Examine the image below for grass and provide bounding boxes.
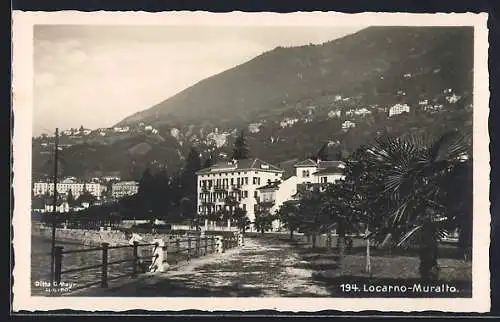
[271,234,472,297]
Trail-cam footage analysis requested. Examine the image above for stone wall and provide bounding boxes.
[32,226,177,247]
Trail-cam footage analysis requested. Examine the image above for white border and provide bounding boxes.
[12,11,490,312]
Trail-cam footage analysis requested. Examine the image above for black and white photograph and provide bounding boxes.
[12,11,490,312]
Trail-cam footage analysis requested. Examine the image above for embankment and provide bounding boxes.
[32,226,172,247]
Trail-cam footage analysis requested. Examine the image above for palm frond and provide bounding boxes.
[396,225,423,247]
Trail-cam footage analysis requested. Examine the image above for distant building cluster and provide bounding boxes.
[111,181,139,198]
[32,175,140,213]
[33,177,103,199]
[388,103,411,117]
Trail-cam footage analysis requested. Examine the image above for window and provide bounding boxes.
[231,178,234,185]
[253,177,258,184]
[242,204,246,211]
[237,178,241,185]
[254,191,258,198]
[243,191,248,198]
[244,177,249,185]
[321,177,327,183]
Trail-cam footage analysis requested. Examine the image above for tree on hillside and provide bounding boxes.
[202,154,214,169]
[316,142,329,161]
[76,189,96,206]
[232,130,249,160]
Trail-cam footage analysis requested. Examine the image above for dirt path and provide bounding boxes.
[73,237,330,297]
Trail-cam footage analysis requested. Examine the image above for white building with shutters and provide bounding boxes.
[196,158,285,228]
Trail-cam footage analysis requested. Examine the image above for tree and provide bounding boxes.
[232,130,249,160]
[277,201,302,239]
[180,197,196,222]
[233,208,251,233]
[218,194,239,227]
[297,186,329,248]
[180,147,202,201]
[67,189,76,207]
[76,189,96,206]
[137,168,155,220]
[362,131,471,280]
[342,146,389,275]
[254,201,275,235]
[202,154,214,169]
[316,142,329,161]
[321,181,360,261]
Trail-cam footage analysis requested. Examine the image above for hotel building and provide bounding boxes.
[196,158,284,228]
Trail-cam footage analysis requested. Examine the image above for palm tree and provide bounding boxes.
[363,131,471,280]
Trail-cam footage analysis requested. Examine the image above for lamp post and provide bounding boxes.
[50,128,59,291]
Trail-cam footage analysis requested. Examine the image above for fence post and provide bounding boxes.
[196,236,200,257]
[211,235,215,253]
[54,246,63,286]
[101,242,109,288]
[238,232,244,247]
[132,241,138,278]
[187,237,192,262]
[216,235,224,253]
[176,238,180,253]
[204,235,208,255]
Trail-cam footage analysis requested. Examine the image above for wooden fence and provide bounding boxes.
[50,233,240,293]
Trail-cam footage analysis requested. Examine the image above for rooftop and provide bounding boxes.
[257,180,282,191]
[317,160,345,170]
[293,159,317,168]
[312,167,345,175]
[196,158,284,175]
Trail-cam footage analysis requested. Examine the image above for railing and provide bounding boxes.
[50,233,241,293]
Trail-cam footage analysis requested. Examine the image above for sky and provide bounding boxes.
[33,25,363,136]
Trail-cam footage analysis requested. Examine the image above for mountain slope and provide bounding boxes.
[33,26,473,180]
[117,26,473,129]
